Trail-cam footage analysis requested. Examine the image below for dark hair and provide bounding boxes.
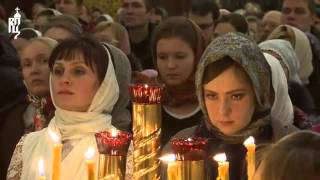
[151,16,206,69]
[154,7,168,18]
[143,0,153,11]
[36,8,61,18]
[41,15,82,38]
[54,0,83,6]
[216,13,249,34]
[32,0,49,6]
[48,35,109,83]
[15,28,41,40]
[203,56,252,85]
[190,0,220,20]
[282,0,316,14]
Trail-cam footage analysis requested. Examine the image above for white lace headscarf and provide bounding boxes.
[263,53,294,133]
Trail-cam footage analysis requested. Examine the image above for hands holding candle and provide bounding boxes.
[38,157,46,180]
[48,129,61,180]
[243,136,256,180]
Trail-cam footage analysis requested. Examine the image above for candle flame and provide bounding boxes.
[213,153,227,162]
[144,84,149,88]
[111,129,118,137]
[187,138,192,141]
[159,154,176,162]
[243,136,255,146]
[38,157,45,176]
[48,129,60,143]
[85,147,95,160]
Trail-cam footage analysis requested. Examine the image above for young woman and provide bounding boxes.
[151,16,206,146]
[7,35,122,179]
[254,130,320,180]
[165,32,297,179]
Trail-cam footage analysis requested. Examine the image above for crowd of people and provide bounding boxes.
[0,0,320,179]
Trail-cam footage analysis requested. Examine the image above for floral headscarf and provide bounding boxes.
[195,32,272,142]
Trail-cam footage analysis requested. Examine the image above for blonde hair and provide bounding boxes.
[95,21,130,54]
[257,131,320,180]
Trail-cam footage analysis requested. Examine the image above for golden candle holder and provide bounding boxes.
[95,130,132,180]
[129,83,163,180]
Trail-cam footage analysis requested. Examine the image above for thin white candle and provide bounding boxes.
[38,157,46,180]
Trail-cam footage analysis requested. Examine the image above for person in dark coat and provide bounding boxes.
[0,35,28,180]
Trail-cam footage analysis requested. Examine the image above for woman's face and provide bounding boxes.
[51,55,100,112]
[20,41,51,97]
[203,65,256,135]
[156,37,195,86]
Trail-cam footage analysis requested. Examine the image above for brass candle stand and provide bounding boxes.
[129,83,163,180]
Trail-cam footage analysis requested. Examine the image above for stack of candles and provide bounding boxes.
[95,129,132,180]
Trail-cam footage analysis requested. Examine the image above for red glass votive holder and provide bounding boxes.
[128,83,164,104]
[170,137,209,161]
[95,130,132,156]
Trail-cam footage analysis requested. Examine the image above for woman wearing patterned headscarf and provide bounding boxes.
[164,33,297,179]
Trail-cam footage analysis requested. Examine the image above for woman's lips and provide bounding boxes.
[31,79,45,85]
[218,121,234,126]
[57,90,74,95]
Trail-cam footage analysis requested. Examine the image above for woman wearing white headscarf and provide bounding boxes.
[259,39,315,115]
[263,53,294,132]
[7,36,131,180]
[267,24,313,85]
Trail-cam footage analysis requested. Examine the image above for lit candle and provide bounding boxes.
[49,129,61,180]
[85,147,96,180]
[213,153,229,180]
[38,157,46,180]
[111,128,118,137]
[243,136,256,180]
[160,154,178,180]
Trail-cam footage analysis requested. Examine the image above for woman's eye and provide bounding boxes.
[231,93,245,100]
[175,54,186,59]
[22,62,31,67]
[157,55,167,60]
[53,67,63,76]
[42,58,48,64]
[205,92,217,100]
[73,67,86,75]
